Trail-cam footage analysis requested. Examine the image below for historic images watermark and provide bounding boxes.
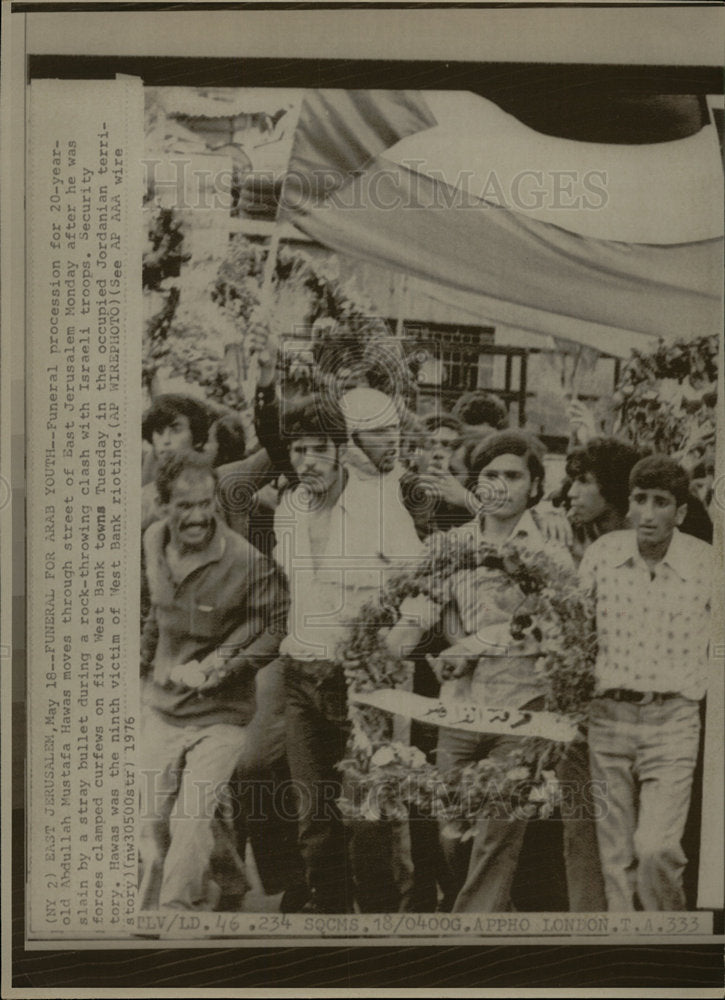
[143,157,610,214]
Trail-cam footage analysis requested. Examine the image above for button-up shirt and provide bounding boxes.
[578,528,713,701]
[406,510,573,709]
[273,463,423,661]
[442,510,572,635]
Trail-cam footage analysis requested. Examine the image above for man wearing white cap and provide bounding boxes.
[339,386,402,470]
[337,386,424,564]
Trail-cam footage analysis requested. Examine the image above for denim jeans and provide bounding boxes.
[437,726,528,913]
[437,722,607,913]
[588,694,701,911]
[284,657,413,912]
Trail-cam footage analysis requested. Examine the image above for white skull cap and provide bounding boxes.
[339,387,401,433]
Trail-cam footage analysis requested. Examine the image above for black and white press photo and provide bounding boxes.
[6,3,725,995]
[133,78,723,924]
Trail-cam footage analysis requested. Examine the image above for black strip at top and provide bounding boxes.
[27,57,721,143]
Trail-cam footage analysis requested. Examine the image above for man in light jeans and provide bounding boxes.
[387,430,573,912]
[580,455,712,910]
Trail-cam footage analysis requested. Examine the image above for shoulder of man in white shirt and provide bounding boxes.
[581,526,632,557]
[662,526,714,581]
[580,526,713,577]
[577,528,637,581]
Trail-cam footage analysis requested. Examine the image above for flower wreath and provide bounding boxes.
[613,333,718,455]
[335,529,597,837]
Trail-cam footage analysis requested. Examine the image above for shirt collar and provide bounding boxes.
[510,508,545,546]
[657,528,693,580]
[609,527,691,580]
[289,469,348,515]
[461,507,544,546]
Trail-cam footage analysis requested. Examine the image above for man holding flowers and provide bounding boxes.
[139,451,289,910]
[386,430,574,912]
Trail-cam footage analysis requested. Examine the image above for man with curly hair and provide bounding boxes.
[565,437,642,561]
[275,389,423,913]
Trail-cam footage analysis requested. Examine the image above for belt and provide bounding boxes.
[283,655,341,680]
[601,688,679,706]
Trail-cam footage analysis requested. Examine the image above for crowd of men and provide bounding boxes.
[138,338,715,915]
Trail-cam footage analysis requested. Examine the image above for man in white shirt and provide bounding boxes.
[275,390,423,912]
[579,455,713,911]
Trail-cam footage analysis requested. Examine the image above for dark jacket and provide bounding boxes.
[141,517,289,727]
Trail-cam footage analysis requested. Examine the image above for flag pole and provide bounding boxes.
[394,272,407,339]
[259,227,283,300]
[568,342,584,401]
[243,93,306,396]
[564,342,585,452]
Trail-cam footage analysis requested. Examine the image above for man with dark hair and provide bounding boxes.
[252,393,357,914]
[142,393,213,482]
[402,413,479,537]
[141,394,215,531]
[449,391,510,486]
[423,413,464,474]
[537,436,645,912]
[565,437,642,562]
[567,437,641,523]
[139,451,289,911]
[554,437,707,910]
[386,429,572,912]
[451,390,509,432]
[276,389,422,913]
[580,454,713,910]
[221,398,342,911]
[464,430,546,506]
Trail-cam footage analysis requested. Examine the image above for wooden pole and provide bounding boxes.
[243,94,305,396]
[394,271,406,339]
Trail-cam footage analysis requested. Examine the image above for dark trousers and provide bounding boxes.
[557,732,607,911]
[284,657,414,913]
[232,658,306,902]
[408,642,454,912]
[285,658,354,913]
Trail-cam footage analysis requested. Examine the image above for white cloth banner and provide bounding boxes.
[388,92,724,244]
[349,689,578,742]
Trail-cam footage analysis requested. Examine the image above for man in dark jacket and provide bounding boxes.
[139,451,288,911]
